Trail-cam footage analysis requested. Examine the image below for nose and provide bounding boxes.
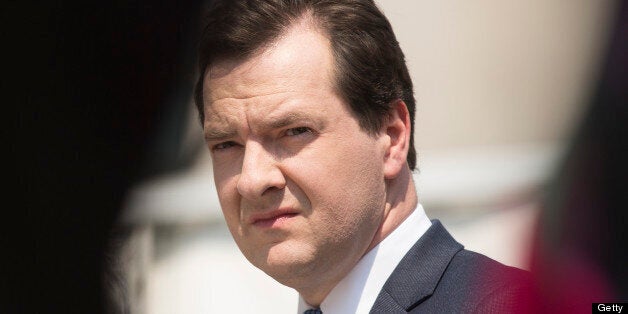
[236,140,286,200]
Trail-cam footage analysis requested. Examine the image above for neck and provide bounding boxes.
[366,166,418,252]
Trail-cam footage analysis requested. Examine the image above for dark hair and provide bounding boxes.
[195,0,417,170]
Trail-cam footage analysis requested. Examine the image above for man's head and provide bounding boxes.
[195,0,417,170]
[197,0,418,305]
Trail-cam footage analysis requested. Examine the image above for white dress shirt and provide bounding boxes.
[298,204,432,314]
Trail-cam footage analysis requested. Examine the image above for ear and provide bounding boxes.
[382,100,411,179]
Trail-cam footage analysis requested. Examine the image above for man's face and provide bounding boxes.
[203,25,388,287]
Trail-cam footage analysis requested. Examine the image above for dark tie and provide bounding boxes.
[304,309,322,314]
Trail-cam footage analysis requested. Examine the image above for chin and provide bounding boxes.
[254,240,317,285]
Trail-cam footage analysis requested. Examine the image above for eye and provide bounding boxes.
[285,127,311,137]
[212,141,238,151]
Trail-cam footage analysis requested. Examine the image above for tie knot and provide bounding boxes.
[304,309,322,314]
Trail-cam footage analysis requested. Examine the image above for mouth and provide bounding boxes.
[249,209,299,228]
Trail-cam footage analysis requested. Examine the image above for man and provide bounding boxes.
[195,0,530,313]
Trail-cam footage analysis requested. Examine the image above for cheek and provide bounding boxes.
[213,169,241,221]
[290,139,385,214]
[213,160,239,197]
[316,141,382,187]
[216,182,248,244]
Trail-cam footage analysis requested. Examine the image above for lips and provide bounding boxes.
[248,209,299,228]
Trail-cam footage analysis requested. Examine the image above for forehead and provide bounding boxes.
[202,23,336,112]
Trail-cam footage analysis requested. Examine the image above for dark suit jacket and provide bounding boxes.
[370,220,531,313]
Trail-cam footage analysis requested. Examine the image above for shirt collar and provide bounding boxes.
[298,204,431,314]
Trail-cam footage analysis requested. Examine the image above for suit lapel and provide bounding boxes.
[370,220,463,313]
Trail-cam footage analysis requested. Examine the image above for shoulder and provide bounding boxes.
[374,220,533,313]
[436,249,533,313]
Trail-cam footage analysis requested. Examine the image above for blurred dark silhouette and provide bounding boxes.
[526,1,627,312]
[9,2,203,313]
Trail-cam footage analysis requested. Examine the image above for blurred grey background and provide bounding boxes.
[113,0,618,313]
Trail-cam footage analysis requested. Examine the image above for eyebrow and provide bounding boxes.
[204,111,324,142]
[261,112,324,130]
[204,127,237,143]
